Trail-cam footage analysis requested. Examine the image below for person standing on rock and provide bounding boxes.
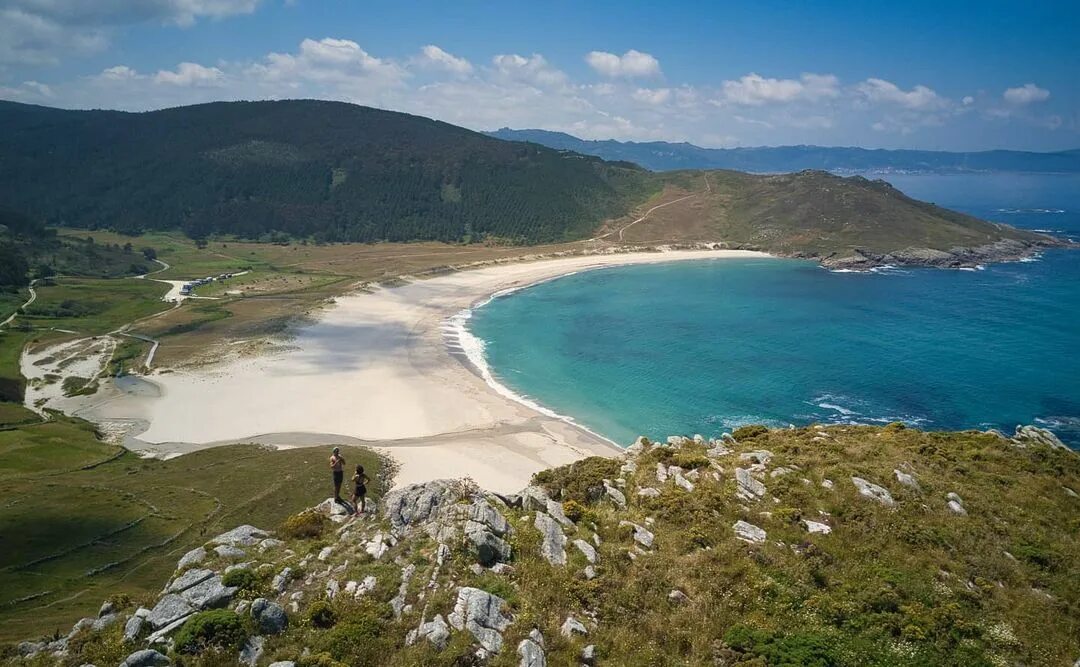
[351,464,370,516]
[330,447,346,507]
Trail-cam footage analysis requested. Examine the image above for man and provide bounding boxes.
[330,447,346,506]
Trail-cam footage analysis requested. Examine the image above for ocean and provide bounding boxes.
[467,173,1080,448]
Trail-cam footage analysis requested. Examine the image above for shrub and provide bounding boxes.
[732,424,769,440]
[562,500,586,522]
[281,509,330,540]
[173,610,246,654]
[221,567,259,593]
[532,456,621,504]
[306,600,338,629]
[723,625,839,667]
[318,601,391,666]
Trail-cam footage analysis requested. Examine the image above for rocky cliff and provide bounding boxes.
[7,424,1079,667]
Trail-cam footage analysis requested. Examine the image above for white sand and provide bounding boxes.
[80,249,769,492]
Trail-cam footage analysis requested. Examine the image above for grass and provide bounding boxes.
[19,277,170,335]
[0,409,384,642]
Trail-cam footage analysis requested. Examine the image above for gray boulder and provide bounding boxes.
[448,587,513,654]
[269,663,297,667]
[534,512,567,565]
[214,544,246,560]
[1013,425,1069,450]
[467,528,512,566]
[637,487,661,498]
[123,614,144,642]
[560,616,588,638]
[166,568,214,594]
[181,575,237,610]
[251,598,288,635]
[893,469,921,491]
[517,631,546,667]
[239,636,264,667]
[175,546,206,571]
[407,614,451,650]
[382,479,461,529]
[947,500,968,516]
[272,566,293,594]
[603,481,627,508]
[211,525,270,547]
[546,499,575,528]
[521,485,551,512]
[851,477,896,507]
[573,539,598,564]
[619,521,654,549]
[735,467,766,501]
[733,520,767,544]
[146,594,195,629]
[119,649,170,667]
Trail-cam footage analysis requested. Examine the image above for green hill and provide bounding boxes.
[0,100,652,245]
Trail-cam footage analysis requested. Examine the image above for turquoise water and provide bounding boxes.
[468,173,1080,447]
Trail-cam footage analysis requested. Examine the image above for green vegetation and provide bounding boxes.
[281,509,331,540]
[16,424,1076,666]
[0,99,654,245]
[0,411,384,641]
[173,610,246,653]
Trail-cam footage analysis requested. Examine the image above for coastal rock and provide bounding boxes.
[534,512,567,565]
[407,614,450,650]
[382,480,461,530]
[851,477,896,507]
[546,499,575,528]
[560,616,588,638]
[269,663,297,667]
[655,463,669,483]
[947,492,963,504]
[735,467,766,501]
[119,649,170,667]
[210,525,269,547]
[637,487,661,498]
[894,469,921,491]
[733,520,766,544]
[175,547,206,571]
[947,500,968,516]
[390,564,416,619]
[582,644,597,664]
[448,587,513,654]
[258,538,285,552]
[1012,425,1069,450]
[673,470,695,492]
[317,546,334,561]
[739,450,773,466]
[573,539,598,564]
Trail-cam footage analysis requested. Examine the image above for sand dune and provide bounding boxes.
[81,249,769,492]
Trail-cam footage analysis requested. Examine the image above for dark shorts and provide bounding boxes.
[355,484,367,497]
[333,470,344,485]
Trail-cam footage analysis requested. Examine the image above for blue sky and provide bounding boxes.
[1,0,1077,150]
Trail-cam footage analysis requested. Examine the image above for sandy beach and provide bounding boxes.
[76,249,769,492]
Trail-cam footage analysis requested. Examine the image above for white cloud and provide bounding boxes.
[1003,83,1049,105]
[718,72,839,106]
[492,53,567,87]
[632,87,670,105]
[154,62,224,86]
[585,49,661,78]
[0,0,261,65]
[962,95,974,106]
[250,38,407,90]
[416,45,472,75]
[855,78,946,110]
[100,65,139,80]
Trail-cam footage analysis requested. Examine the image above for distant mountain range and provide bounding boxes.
[486,128,1080,174]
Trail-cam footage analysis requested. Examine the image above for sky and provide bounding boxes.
[0,0,1077,151]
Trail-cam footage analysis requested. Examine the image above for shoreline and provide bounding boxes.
[70,248,771,492]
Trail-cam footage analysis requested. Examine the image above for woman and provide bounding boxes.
[351,464,370,515]
[329,447,346,506]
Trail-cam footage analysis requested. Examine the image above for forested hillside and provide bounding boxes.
[0,101,653,244]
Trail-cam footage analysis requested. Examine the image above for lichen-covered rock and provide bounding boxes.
[619,521,654,548]
[894,469,921,491]
[560,616,588,638]
[517,629,546,667]
[165,568,214,594]
[668,589,690,604]
[211,525,269,547]
[733,520,766,544]
[146,595,194,629]
[119,649,170,667]
[1012,425,1069,450]
[739,450,773,465]
[803,520,832,535]
[545,499,575,528]
[213,544,246,560]
[947,500,968,516]
[175,547,206,571]
[467,528,512,565]
[180,575,237,610]
[239,636,264,667]
[637,487,661,498]
[521,485,551,512]
[735,467,766,501]
[271,567,293,594]
[383,480,462,529]
[122,614,144,643]
[407,614,450,650]
[573,539,597,564]
[448,587,513,654]
[851,477,896,507]
[251,598,288,635]
[603,481,627,508]
[534,512,567,565]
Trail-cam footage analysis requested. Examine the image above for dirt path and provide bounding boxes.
[590,173,712,242]
[0,279,38,329]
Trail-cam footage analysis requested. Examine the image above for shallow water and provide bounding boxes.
[468,173,1080,447]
